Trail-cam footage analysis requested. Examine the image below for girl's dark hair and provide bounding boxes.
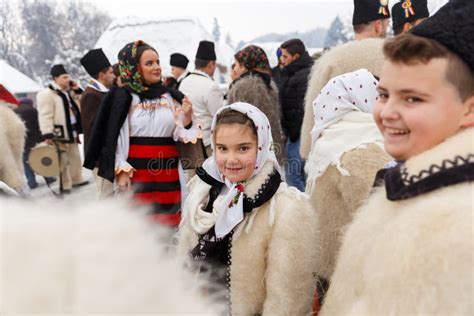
[215,109,257,136]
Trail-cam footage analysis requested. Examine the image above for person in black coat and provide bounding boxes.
[278,38,313,191]
[14,97,55,188]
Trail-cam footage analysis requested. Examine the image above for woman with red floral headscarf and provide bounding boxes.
[227,45,285,164]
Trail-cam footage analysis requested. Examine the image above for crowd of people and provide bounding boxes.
[0,0,472,314]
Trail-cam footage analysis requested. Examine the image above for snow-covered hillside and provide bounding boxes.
[95,16,235,80]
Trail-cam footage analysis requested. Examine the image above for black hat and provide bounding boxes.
[170,53,189,69]
[411,0,474,72]
[195,40,216,61]
[392,0,429,30]
[80,48,111,77]
[353,0,391,25]
[50,64,68,77]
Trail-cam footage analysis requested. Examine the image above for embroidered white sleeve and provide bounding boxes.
[172,107,203,144]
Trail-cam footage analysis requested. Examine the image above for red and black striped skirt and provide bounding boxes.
[127,137,181,226]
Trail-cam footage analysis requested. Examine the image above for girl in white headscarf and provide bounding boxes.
[305,69,391,298]
[177,102,320,315]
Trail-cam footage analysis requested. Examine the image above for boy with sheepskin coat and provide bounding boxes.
[321,1,474,315]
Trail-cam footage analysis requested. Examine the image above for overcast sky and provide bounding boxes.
[91,0,359,43]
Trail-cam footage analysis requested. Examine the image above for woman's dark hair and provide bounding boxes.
[137,44,158,62]
[215,109,257,137]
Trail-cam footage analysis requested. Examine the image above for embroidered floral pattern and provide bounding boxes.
[234,45,270,71]
[401,154,474,185]
[118,40,151,94]
[228,183,245,208]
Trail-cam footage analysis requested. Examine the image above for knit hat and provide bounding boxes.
[170,53,189,69]
[80,48,111,77]
[50,64,68,78]
[234,45,271,71]
[411,0,474,71]
[392,0,429,30]
[353,0,391,25]
[195,40,216,61]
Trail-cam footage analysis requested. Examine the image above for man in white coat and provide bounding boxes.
[179,40,224,155]
[36,64,88,193]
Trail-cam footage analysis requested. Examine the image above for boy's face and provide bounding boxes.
[375,58,471,161]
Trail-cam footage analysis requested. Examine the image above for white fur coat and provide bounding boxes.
[0,102,26,190]
[321,128,474,315]
[178,163,321,315]
[0,197,221,314]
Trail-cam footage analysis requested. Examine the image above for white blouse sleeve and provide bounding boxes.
[172,103,203,144]
[114,116,135,176]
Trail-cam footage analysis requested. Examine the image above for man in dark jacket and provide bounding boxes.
[80,48,115,198]
[14,97,55,189]
[279,38,313,191]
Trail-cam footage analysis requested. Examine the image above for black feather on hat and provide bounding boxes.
[80,48,111,77]
[411,0,474,72]
[170,53,189,69]
[50,64,68,78]
[353,0,391,25]
[195,40,216,61]
[392,0,429,30]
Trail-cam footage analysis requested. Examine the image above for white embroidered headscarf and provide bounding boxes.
[306,69,384,185]
[201,102,280,238]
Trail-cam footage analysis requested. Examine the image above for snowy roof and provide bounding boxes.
[0,60,42,94]
[95,16,235,77]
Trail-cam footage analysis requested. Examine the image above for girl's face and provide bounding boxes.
[138,49,162,85]
[215,123,258,183]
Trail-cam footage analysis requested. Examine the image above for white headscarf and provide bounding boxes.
[306,69,384,184]
[310,68,379,145]
[201,102,280,238]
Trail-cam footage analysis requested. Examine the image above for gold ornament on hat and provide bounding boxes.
[402,0,416,18]
[379,0,389,16]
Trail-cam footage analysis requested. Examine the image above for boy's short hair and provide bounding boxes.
[280,39,306,56]
[383,33,474,101]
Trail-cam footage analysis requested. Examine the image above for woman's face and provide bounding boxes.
[138,49,162,84]
[214,123,258,183]
[233,59,247,77]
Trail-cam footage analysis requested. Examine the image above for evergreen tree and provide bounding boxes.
[324,16,348,48]
[212,17,221,42]
[225,32,234,49]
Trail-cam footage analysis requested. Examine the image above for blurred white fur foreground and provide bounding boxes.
[0,196,220,315]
